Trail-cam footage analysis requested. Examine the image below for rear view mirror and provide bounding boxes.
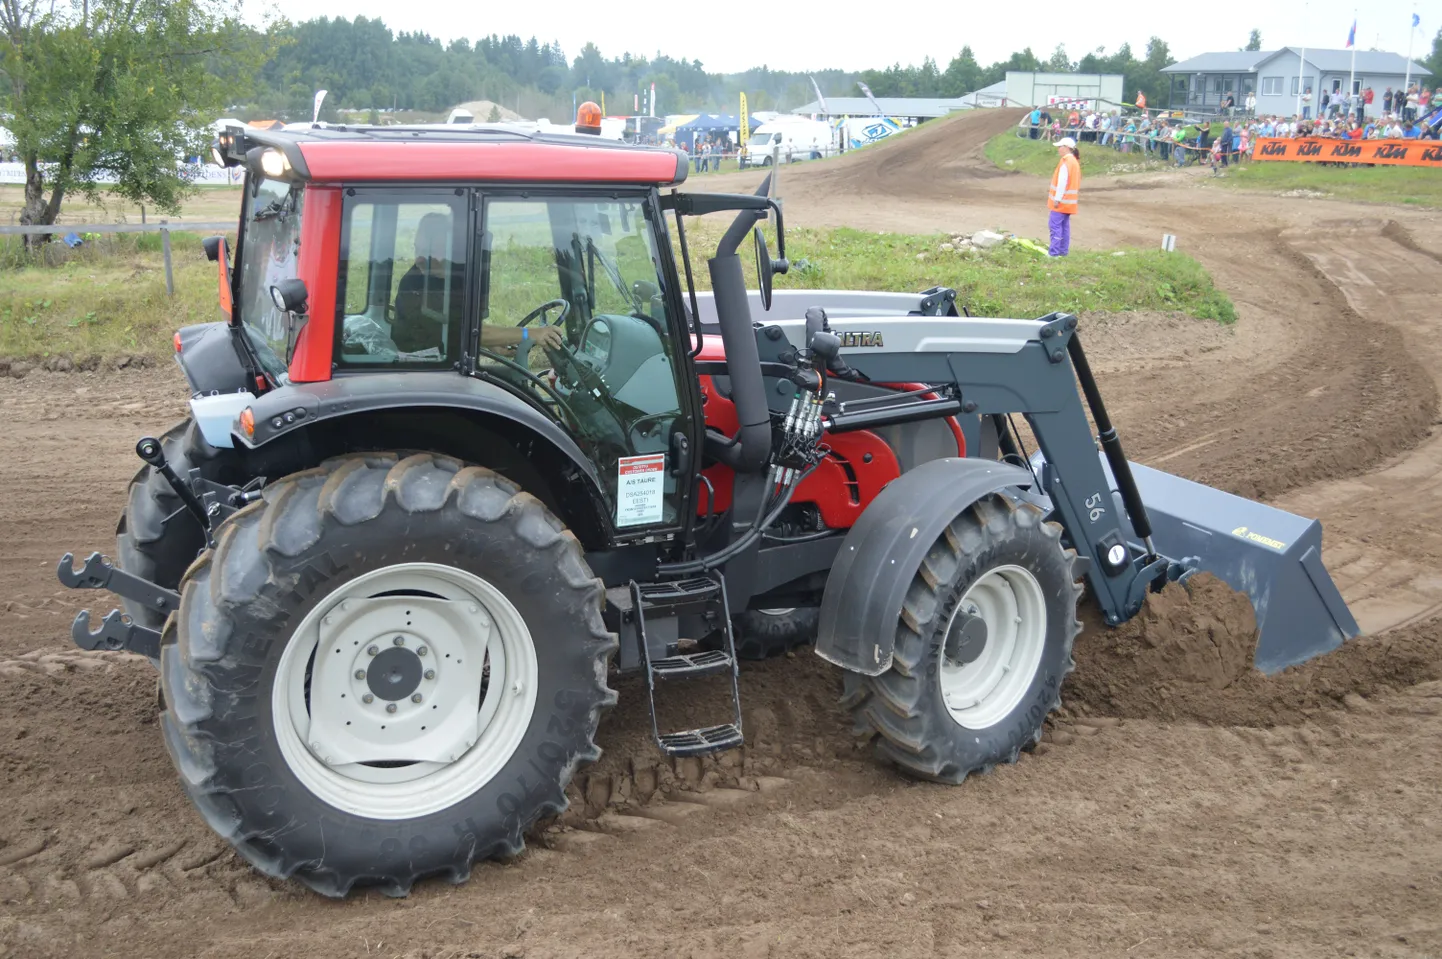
[754,227,774,311]
[202,235,225,262]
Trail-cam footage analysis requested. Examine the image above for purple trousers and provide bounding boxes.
[1048,210,1071,256]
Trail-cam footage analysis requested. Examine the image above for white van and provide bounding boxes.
[740,119,833,167]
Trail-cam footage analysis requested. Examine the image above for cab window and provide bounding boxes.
[482,195,686,529]
[334,194,467,366]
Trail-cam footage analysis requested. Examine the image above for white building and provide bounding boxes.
[1003,72,1125,109]
[1160,48,1431,118]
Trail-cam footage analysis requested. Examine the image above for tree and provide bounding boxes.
[0,0,268,232]
[487,104,501,122]
[1045,44,1073,73]
[1245,29,1262,52]
[1423,26,1442,82]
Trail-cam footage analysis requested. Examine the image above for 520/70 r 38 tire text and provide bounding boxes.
[159,453,617,897]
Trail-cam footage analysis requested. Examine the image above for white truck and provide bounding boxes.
[740,118,834,167]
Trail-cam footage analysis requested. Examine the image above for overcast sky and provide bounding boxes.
[267,0,1433,75]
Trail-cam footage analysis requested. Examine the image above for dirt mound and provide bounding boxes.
[1067,575,1442,726]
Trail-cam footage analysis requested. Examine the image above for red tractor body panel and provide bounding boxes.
[289,185,344,383]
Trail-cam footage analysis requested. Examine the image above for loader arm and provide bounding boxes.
[751,307,1359,673]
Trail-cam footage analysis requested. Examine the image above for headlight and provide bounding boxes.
[260,148,290,178]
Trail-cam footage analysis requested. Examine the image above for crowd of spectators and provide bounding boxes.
[1025,84,1441,173]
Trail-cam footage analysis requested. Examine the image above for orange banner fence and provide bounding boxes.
[1252,137,1442,167]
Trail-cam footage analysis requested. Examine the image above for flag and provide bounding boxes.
[739,92,749,151]
[1346,20,1356,47]
[1412,13,1420,28]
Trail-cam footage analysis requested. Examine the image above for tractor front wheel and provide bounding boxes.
[159,453,616,897]
[843,493,1080,783]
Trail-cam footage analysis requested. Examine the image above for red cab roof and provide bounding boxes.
[237,125,687,186]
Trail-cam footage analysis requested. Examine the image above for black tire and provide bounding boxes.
[115,417,239,630]
[732,607,819,660]
[158,453,617,897]
[843,493,1081,784]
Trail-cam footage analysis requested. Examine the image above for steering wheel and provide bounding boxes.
[516,298,570,367]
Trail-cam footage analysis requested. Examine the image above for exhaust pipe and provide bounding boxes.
[705,176,773,473]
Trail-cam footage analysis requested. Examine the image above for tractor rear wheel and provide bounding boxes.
[732,607,819,660]
[843,492,1080,784]
[115,417,239,631]
[159,453,616,897]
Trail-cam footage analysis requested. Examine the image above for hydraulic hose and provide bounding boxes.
[659,463,818,575]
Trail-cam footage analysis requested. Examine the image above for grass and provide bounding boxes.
[680,221,1237,324]
[1214,161,1442,207]
[984,131,1169,177]
[0,217,1236,364]
[0,232,226,361]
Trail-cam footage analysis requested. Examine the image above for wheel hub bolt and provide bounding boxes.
[417,647,427,657]
[362,693,373,704]
[424,669,436,681]
[354,669,366,680]
[411,693,423,703]
[393,635,405,646]
[386,703,397,714]
[367,645,379,656]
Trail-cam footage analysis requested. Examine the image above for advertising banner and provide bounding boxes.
[1251,137,1442,167]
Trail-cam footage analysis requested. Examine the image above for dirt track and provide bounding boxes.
[2,109,1440,958]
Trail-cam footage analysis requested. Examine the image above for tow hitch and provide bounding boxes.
[57,434,263,661]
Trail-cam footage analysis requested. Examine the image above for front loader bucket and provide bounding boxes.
[1114,460,1359,673]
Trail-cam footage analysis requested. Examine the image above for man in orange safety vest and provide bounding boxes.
[1047,136,1081,256]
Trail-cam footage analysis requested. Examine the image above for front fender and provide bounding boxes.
[815,457,1036,676]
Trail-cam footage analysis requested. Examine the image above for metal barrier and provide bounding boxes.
[0,220,233,295]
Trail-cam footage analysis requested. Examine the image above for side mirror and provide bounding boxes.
[753,227,776,311]
[270,278,309,315]
[202,235,225,262]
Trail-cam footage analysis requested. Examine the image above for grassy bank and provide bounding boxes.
[683,222,1236,323]
[0,233,223,361]
[984,131,1168,177]
[1215,161,1442,207]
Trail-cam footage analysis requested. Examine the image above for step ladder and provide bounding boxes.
[629,575,744,757]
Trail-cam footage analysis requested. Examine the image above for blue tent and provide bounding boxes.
[675,113,760,153]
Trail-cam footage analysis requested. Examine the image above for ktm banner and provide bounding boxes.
[1252,137,1442,167]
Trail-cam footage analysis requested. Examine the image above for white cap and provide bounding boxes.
[1056,136,1077,148]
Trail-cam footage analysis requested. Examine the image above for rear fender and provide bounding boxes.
[816,457,1036,675]
[234,372,614,547]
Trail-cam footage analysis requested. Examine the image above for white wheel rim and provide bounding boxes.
[756,608,797,616]
[271,562,538,820]
[937,565,1047,730]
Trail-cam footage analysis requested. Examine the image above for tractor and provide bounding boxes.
[59,106,1358,898]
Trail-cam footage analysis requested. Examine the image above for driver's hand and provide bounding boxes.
[531,325,564,350]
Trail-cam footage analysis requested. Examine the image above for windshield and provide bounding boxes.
[236,177,303,380]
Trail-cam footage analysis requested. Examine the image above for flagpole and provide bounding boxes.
[1348,13,1356,102]
[1296,0,1308,119]
[1404,14,1414,107]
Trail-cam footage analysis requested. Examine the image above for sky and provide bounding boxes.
[267,0,1435,74]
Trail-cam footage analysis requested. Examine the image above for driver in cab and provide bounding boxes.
[394,212,564,355]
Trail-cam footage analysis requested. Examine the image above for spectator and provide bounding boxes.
[1029,106,1042,139]
[1246,91,1257,114]
[1383,87,1394,115]
[1402,121,1420,139]
[1217,122,1234,167]
[1221,91,1236,116]
[1047,137,1080,257]
[1335,89,1350,121]
[1361,86,1374,123]
[1320,89,1331,116]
